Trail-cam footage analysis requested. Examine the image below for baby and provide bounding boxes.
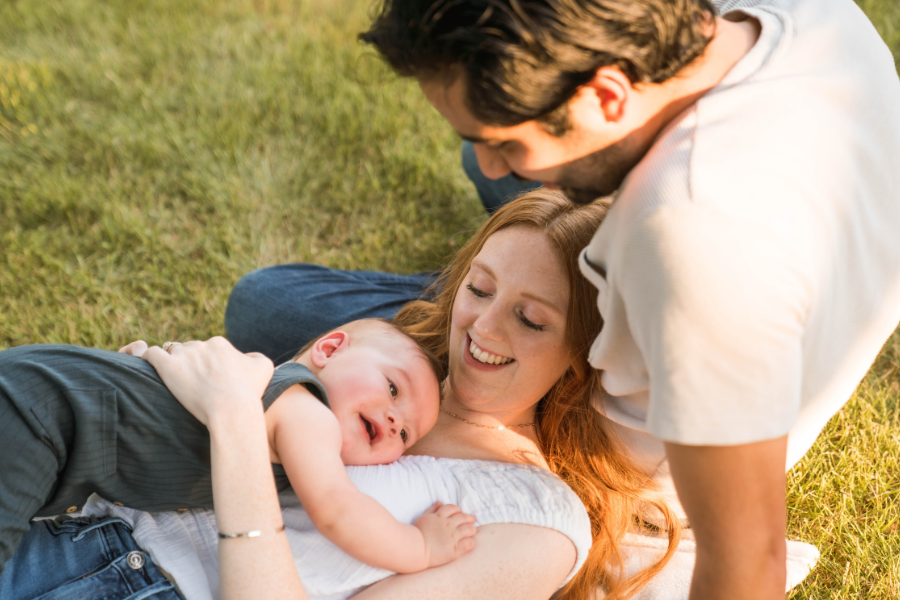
[0,319,475,575]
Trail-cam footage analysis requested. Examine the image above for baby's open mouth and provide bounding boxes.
[361,416,377,442]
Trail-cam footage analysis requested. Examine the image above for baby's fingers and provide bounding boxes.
[434,503,463,518]
[457,536,476,555]
[452,521,477,556]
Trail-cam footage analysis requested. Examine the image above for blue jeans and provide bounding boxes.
[225,143,538,361]
[0,516,184,600]
[461,141,541,214]
[225,264,439,363]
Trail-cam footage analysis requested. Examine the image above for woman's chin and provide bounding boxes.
[446,370,503,407]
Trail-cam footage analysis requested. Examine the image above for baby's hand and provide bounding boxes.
[414,501,477,568]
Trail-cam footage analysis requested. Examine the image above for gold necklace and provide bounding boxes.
[440,403,535,431]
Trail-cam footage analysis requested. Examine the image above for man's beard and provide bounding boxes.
[555,138,643,205]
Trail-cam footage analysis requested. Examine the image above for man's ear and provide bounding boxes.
[574,66,632,124]
[309,331,350,368]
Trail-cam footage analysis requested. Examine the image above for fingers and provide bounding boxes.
[425,501,443,515]
[141,344,174,369]
[434,503,461,518]
[118,340,148,357]
[448,512,476,526]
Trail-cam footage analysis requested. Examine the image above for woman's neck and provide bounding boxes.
[405,392,549,469]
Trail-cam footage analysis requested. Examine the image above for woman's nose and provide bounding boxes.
[473,299,505,342]
[473,143,512,180]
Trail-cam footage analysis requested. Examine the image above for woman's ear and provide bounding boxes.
[309,331,350,368]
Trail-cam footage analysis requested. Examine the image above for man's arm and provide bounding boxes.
[665,436,788,600]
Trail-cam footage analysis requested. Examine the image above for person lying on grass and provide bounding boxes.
[1,190,679,600]
[0,318,476,576]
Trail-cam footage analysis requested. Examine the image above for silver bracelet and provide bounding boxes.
[218,524,285,539]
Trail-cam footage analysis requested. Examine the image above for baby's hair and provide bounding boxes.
[292,318,445,385]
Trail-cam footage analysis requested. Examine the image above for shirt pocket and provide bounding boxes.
[31,387,118,485]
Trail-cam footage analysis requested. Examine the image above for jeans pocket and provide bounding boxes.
[31,551,184,600]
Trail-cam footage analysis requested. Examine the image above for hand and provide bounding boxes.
[118,340,149,357]
[141,336,274,427]
[414,501,477,568]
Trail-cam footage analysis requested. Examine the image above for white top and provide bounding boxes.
[580,0,900,468]
[84,455,592,600]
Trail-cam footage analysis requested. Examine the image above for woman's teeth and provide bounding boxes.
[469,340,513,365]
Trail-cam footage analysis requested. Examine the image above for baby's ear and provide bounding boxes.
[309,331,350,368]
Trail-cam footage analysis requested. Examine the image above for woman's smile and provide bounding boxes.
[465,334,515,368]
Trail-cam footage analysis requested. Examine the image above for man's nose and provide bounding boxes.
[473,143,512,180]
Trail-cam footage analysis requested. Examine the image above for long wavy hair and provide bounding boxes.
[394,188,680,599]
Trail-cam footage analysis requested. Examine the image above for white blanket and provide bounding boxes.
[609,532,819,598]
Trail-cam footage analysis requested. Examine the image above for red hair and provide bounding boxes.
[395,188,680,599]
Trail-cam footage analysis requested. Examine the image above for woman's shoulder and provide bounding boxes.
[346,455,593,583]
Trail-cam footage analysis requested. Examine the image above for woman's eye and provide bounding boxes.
[400,429,408,443]
[389,382,398,398]
[519,314,546,332]
[466,283,489,298]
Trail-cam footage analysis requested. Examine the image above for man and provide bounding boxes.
[354,0,900,598]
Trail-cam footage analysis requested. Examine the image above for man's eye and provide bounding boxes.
[400,429,408,443]
[389,382,398,398]
[466,283,489,298]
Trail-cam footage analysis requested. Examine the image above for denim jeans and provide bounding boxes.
[461,141,541,214]
[224,142,539,362]
[225,264,439,363]
[0,516,184,600]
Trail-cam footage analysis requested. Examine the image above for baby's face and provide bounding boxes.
[316,334,440,466]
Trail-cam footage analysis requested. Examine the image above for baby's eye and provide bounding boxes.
[389,382,398,398]
[400,429,408,443]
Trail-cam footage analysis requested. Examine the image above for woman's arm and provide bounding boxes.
[350,523,577,600]
[141,337,309,600]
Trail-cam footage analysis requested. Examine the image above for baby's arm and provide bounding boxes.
[266,385,476,573]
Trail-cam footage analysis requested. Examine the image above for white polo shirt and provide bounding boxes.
[580,0,900,470]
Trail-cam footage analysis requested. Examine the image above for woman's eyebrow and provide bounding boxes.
[521,291,567,317]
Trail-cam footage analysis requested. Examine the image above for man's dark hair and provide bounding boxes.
[360,0,717,134]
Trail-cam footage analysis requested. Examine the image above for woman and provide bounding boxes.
[0,190,678,600]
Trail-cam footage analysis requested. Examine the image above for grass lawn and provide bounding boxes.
[1,0,898,597]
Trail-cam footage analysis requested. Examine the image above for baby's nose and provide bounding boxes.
[387,414,400,435]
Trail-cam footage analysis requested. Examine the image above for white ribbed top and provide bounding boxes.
[84,455,591,600]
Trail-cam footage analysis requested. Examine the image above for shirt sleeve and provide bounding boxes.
[617,205,810,445]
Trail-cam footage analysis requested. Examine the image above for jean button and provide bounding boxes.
[126,551,145,570]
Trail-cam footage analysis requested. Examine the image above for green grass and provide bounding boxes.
[0,0,483,349]
[0,0,898,597]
